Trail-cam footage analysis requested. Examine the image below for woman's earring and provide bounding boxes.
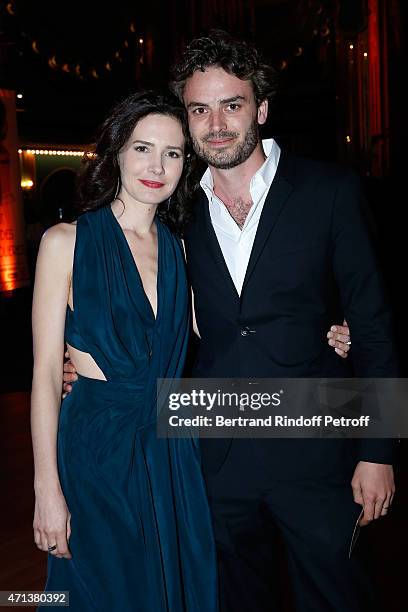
[114,178,120,199]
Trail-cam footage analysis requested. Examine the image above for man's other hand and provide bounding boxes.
[351,461,395,526]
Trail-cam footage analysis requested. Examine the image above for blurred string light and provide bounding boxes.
[19,149,96,157]
[5,2,143,81]
[348,44,368,59]
[310,1,332,40]
[21,179,34,189]
[6,2,15,16]
[277,0,333,71]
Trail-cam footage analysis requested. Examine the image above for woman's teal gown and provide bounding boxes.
[42,206,218,611]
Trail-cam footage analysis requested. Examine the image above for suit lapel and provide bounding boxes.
[241,151,294,293]
[197,189,240,302]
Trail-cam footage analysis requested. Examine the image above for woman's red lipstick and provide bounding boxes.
[139,179,164,189]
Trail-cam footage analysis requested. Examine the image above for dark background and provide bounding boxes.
[0,1,407,610]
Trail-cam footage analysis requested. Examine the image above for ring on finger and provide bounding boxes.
[48,544,57,552]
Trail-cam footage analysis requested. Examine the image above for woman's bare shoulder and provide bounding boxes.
[41,222,76,248]
[38,223,77,270]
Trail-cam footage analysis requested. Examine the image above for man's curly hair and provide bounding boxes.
[170,29,278,107]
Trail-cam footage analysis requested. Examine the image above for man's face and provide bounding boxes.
[183,66,268,169]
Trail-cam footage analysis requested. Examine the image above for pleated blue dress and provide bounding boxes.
[41,206,218,611]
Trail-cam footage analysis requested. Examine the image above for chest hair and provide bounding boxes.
[223,196,253,229]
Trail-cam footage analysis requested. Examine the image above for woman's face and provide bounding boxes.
[118,113,185,206]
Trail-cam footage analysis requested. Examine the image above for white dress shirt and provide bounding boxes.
[200,138,281,296]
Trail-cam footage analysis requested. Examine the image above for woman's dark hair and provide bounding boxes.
[170,29,278,106]
[77,90,199,236]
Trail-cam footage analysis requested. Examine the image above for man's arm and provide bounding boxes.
[331,170,399,523]
[63,320,352,395]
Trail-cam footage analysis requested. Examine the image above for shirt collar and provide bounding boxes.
[200,138,281,196]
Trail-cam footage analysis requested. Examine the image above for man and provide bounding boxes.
[64,31,395,611]
[169,30,397,612]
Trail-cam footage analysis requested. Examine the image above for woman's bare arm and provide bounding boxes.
[31,223,75,558]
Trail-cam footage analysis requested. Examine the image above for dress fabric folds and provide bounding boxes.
[41,206,218,611]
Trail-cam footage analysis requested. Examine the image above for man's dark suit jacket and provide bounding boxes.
[184,151,399,479]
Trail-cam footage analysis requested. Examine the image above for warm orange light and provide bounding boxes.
[1,256,18,291]
[139,38,144,44]
[21,179,34,189]
[48,56,58,69]
[349,44,354,50]
[1,88,30,292]
[346,135,352,143]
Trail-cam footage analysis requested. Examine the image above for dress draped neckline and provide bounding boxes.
[68,205,170,381]
[106,205,162,325]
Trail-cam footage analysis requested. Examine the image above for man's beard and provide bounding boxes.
[191,119,259,169]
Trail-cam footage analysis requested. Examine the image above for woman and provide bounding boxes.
[31,91,217,611]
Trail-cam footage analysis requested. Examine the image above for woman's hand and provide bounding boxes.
[33,488,72,559]
[327,319,351,358]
